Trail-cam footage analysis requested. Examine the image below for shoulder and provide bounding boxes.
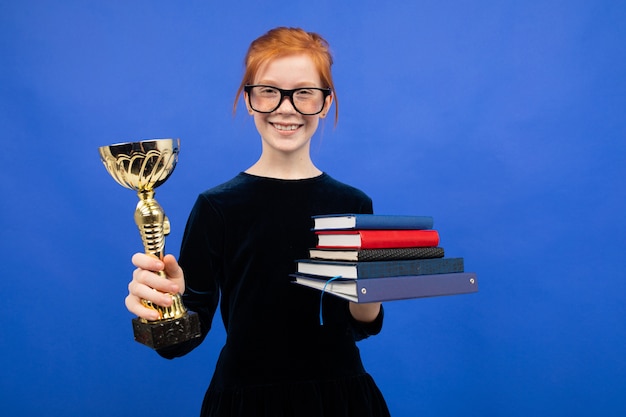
[321,174,369,197]
[320,174,371,202]
[183,173,250,220]
[200,173,251,196]
[313,174,373,214]
[194,173,256,205]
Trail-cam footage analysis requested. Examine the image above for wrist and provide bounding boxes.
[349,302,381,323]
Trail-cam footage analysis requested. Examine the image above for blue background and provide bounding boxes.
[1,1,625,416]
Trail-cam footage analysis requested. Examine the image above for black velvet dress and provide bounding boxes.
[158,172,390,417]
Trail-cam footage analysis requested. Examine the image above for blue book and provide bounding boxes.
[292,272,478,303]
[296,257,464,279]
[312,213,434,231]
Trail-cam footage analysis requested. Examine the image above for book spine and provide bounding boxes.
[355,257,464,278]
[358,229,440,249]
[297,257,464,279]
[309,247,445,261]
[356,272,478,302]
[356,247,445,261]
[354,215,434,230]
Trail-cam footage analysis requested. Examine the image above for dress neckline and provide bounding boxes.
[239,171,327,183]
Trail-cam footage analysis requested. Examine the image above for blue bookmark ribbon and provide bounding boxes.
[319,275,343,325]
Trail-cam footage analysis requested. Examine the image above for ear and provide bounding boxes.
[244,92,254,115]
[320,93,334,118]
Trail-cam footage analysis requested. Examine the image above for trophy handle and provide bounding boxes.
[135,189,187,321]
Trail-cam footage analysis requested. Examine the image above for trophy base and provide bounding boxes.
[132,312,201,349]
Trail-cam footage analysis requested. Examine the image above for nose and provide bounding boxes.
[275,95,297,113]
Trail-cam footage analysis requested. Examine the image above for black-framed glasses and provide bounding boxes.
[244,85,332,116]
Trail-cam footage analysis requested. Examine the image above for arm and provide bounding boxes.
[348,302,384,341]
[349,301,382,323]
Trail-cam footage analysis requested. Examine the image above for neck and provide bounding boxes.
[245,153,322,180]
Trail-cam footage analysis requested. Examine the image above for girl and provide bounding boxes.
[127,27,390,417]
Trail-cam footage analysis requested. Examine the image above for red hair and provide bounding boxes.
[233,27,338,122]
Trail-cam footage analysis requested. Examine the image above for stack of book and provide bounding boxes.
[292,213,478,303]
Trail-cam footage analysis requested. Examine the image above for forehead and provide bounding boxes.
[254,54,322,87]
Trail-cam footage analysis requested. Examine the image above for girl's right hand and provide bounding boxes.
[125,253,186,321]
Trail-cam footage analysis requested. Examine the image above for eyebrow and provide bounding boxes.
[255,81,321,88]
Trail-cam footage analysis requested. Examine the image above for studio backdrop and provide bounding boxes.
[1,1,625,416]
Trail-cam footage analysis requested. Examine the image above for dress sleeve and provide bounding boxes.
[157,194,222,359]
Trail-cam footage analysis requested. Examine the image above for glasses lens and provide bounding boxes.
[292,89,325,115]
[249,86,326,115]
[249,86,281,112]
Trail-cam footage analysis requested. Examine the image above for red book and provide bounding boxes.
[316,229,440,249]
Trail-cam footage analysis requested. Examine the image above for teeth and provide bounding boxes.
[273,124,299,131]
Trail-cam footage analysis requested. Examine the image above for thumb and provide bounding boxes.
[162,254,185,295]
[162,254,183,280]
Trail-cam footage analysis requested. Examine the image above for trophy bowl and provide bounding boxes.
[98,138,179,192]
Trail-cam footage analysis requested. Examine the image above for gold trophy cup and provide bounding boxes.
[98,138,201,349]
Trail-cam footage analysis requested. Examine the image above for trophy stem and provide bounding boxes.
[134,189,186,321]
[135,189,168,259]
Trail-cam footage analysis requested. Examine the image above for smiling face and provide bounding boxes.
[246,54,333,158]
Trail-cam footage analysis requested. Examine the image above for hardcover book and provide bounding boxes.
[292,272,478,303]
[312,213,434,231]
[316,229,440,249]
[308,247,445,262]
[296,257,464,279]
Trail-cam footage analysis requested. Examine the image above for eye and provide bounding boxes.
[295,88,315,97]
[294,89,320,102]
[257,86,279,96]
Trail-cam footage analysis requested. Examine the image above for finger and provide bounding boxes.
[129,274,177,306]
[162,254,183,280]
[162,255,185,294]
[132,267,180,294]
[131,252,164,272]
[125,295,160,321]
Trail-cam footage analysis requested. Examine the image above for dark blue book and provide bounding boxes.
[309,247,445,262]
[296,257,464,279]
[292,272,478,303]
[312,213,434,231]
